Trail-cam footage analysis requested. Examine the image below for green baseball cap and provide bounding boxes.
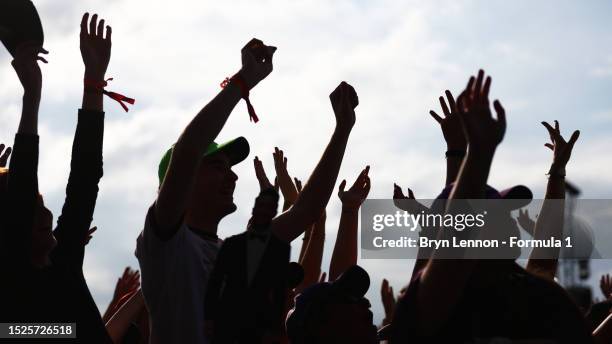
[158,137,250,185]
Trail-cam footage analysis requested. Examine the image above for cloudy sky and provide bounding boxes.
[1,0,612,323]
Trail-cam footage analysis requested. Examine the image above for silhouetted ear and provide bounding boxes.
[0,0,44,57]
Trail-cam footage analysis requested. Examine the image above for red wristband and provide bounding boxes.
[220,74,259,123]
[84,78,135,112]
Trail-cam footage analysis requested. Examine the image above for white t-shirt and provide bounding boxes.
[135,206,221,344]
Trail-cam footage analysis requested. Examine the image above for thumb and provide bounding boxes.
[338,179,347,196]
[408,188,416,200]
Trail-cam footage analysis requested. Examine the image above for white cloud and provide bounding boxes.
[590,55,612,78]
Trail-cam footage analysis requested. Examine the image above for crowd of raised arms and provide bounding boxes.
[1,10,612,344]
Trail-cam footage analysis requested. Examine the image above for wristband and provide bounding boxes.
[547,168,566,179]
[84,78,135,112]
[445,149,466,158]
[221,74,259,123]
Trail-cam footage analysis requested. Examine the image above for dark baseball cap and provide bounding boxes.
[434,183,533,210]
[158,137,249,185]
[0,0,44,57]
[285,265,371,343]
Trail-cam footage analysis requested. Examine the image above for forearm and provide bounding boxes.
[526,173,565,279]
[594,312,612,344]
[298,226,312,263]
[105,290,145,344]
[102,298,120,323]
[52,109,104,267]
[296,127,350,211]
[445,156,463,186]
[448,151,493,200]
[175,83,241,154]
[2,134,40,265]
[418,150,494,335]
[18,92,40,135]
[297,214,326,292]
[329,207,358,281]
[273,127,350,241]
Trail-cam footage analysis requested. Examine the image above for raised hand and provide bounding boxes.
[393,183,429,214]
[430,90,466,150]
[517,209,536,235]
[80,13,112,81]
[239,38,276,90]
[541,120,580,174]
[338,166,371,210]
[272,147,299,204]
[380,278,396,326]
[329,81,358,132]
[103,267,141,322]
[601,274,612,300]
[11,43,48,96]
[115,267,140,300]
[456,69,506,155]
[254,156,274,191]
[0,144,12,168]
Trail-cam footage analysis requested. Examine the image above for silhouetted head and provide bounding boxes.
[433,183,533,262]
[250,187,279,227]
[187,151,239,220]
[286,265,378,344]
[157,137,249,224]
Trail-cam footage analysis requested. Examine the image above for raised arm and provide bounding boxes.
[1,43,47,265]
[393,184,447,278]
[526,120,579,280]
[296,211,326,293]
[380,278,397,327]
[13,44,47,136]
[329,166,370,281]
[418,70,506,335]
[593,312,612,344]
[155,39,276,238]
[52,13,110,270]
[289,176,327,291]
[429,90,467,186]
[271,82,357,242]
[292,178,312,262]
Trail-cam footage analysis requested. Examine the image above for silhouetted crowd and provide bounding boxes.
[1,2,612,344]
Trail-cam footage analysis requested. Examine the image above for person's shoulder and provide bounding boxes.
[218,232,246,248]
